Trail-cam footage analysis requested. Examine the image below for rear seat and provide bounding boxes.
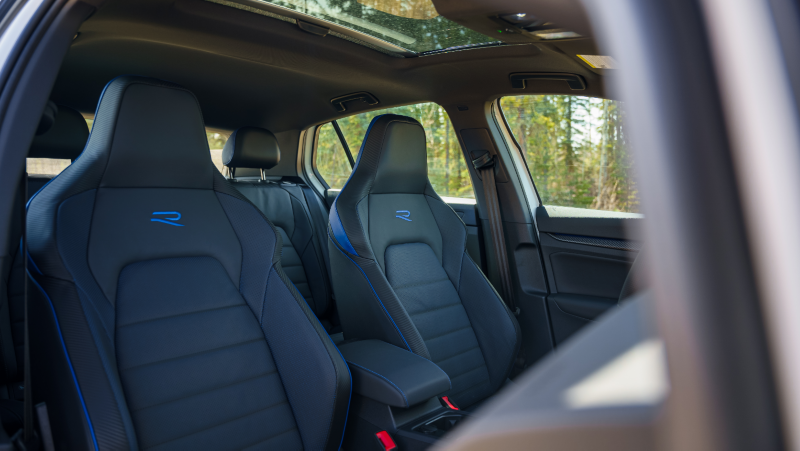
[222,126,340,335]
[0,103,88,432]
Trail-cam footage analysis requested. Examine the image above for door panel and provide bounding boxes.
[536,206,641,344]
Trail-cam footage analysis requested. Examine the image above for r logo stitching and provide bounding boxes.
[151,211,184,227]
[395,210,411,222]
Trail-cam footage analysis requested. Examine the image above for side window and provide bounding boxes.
[314,103,475,199]
[207,129,229,174]
[26,117,94,177]
[315,122,353,190]
[500,95,638,213]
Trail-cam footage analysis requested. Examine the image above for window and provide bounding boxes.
[315,103,475,200]
[218,0,498,54]
[315,122,353,190]
[500,95,639,213]
[207,130,229,174]
[26,117,93,177]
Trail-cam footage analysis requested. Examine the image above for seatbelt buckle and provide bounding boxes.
[374,430,397,450]
[439,396,459,410]
[471,152,494,170]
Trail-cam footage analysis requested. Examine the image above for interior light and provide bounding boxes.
[534,30,581,40]
[516,13,527,18]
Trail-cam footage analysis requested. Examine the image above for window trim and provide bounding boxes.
[490,99,541,219]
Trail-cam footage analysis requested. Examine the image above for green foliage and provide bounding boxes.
[500,95,639,213]
[316,103,475,199]
[207,132,227,150]
[316,123,352,189]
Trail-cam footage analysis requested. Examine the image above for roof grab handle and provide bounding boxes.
[509,72,586,90]
[330,92,380,112]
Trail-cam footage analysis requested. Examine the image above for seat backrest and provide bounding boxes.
[1,104,89,390]
[26,77,350,450]
[328,114,520,408]
[223,127,334,327]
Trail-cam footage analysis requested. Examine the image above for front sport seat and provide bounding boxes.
[328,114,520,408]
[26,77,350,450]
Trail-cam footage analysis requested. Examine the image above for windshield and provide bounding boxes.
[253,0,499,54]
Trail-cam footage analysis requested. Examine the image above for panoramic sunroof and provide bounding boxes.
[246,0,500,54]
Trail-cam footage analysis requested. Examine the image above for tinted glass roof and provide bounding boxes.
[254,0,499,54]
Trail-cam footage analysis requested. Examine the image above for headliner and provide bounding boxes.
[50,0,608,133]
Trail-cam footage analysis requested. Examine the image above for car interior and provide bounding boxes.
[0,0,653,449]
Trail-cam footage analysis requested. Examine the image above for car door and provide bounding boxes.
[498,94,642,344]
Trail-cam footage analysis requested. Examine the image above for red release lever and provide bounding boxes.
[441,396,459,410]
[375,431,397,450]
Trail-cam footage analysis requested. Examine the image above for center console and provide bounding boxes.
[338,340,470,450]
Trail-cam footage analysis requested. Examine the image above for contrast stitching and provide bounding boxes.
[132,369,278,413]
[270,268,348,450]
[424,325,472,342]
[116,304,243,329]
[346,361,408,408]
[435,345,482,365]
[27,272,99,451]
[120,338,263,371]
[146,399,291,449]
[408,302,463,318]
[377,342,451,388]
[329,236,411,352]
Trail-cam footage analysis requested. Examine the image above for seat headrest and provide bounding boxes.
[346,114,428,195]
[84,76,214,188]
[222,126,280,170]
[29,104,89,160]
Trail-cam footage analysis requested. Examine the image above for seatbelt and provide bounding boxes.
[12,171,52,451]
[472,152,519,316]
[13,171,34,449]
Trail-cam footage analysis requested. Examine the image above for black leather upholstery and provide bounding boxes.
[2,104,90,397]
[222,126,280,170]
[25,77,350,450]
[29,104,89,161]
[339,339,451,408]
[328,114,520,408]
[224,127,334,324]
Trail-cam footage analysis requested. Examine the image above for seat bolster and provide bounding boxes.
[262,266,352,451]
[457,253,521,392]
[328,234,430,358]
[215,183,351,450]
[425,194,468,286]
[28,276,102,450]
[30,274,136,450]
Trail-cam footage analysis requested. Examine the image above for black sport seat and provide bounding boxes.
[26,103,89,196]
[223,128,335,330]
[1,103,89,411]
[328,114,520,408]
[26,77,350,450]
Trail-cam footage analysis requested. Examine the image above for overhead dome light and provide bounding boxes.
[534,30,581,40]
[498,13,545,29]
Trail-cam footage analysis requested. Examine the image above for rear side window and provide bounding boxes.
[29,117,231,177]
[500,95,639,213]
[207,130,229,174]
[315,122,353,190]
[26,117,93,177]
[315,103,475,200]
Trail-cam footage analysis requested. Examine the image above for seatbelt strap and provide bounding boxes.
[21,171,32,443]
[472,153,519,315]
[13,171,48,451]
